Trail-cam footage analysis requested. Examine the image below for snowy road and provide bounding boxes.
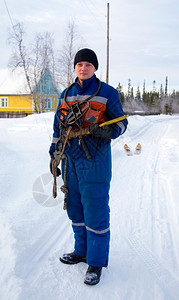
[0,113,179,300]
[110,115,179,300]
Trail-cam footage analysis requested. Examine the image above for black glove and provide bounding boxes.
[89,123,113,139]
[50,154,61,176]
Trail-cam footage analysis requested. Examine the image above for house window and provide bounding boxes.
[45,97,52,109]
[1,97,8,108]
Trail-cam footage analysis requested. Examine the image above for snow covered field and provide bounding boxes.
[0,113,179,300]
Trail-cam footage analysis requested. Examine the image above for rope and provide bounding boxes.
[61,154,68,210]
[52,126,72,198]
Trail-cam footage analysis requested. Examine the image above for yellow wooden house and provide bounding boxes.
[0,68,60,117]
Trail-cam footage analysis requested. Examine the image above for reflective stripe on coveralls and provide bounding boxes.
[61,95,108,105]
[72,222,110,234]
[116,121,126,134]
[52,137,59,144]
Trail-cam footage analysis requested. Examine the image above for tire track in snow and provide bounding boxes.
[142,120,179,271]
[150,150,179,270]
[127,233,179,300]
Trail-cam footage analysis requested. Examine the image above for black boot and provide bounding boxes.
[59,252,86,264]
[84,266,102,285]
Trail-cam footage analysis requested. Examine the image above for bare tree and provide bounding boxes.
[57,21,83,88]
[8,23,58,113]
[31,32,57,111]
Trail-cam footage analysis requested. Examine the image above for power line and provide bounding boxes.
[82,0,106,34]
[3,0,14,29]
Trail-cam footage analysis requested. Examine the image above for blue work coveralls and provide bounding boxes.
[49,74,128,267]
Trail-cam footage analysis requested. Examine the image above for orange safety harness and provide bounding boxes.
[56,78,107,130]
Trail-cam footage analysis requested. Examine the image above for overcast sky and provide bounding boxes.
[1,0,179,92]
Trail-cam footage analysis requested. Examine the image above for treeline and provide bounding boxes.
[116,77,179,115]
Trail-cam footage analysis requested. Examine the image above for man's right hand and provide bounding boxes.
[50,154,61,176]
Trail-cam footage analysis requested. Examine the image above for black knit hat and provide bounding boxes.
[74,48,98,70]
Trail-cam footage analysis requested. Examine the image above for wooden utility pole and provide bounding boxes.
[106,2,109,84]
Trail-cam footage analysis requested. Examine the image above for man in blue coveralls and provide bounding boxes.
[49,48,128,285]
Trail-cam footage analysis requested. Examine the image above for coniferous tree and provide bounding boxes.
[143,80,146,94]
[153,80,156,92]
[160,84,164,98]
[116,82,124,104]
[171,89,176,99]
[136,86,141,100]
[142,80,147,103]
[131,87,134,99]
[165,76,168,96]
[127,78,131,99]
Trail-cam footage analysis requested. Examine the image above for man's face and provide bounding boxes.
[75,61,96,83]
